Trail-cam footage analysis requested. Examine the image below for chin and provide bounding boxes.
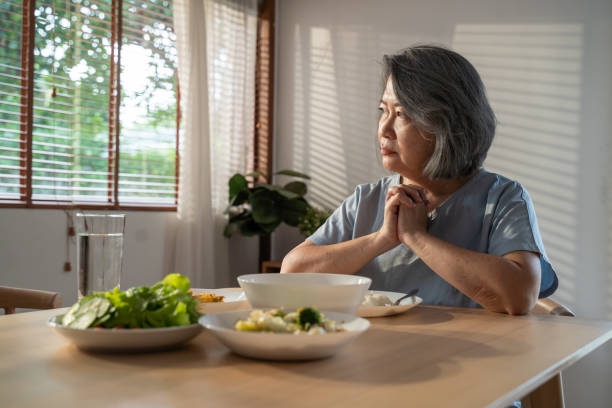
[382,156,401,173]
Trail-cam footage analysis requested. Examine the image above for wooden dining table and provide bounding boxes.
[1,299,611,408]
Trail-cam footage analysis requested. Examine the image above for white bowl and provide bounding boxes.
[237,273,371,315]
[199,309,370,360]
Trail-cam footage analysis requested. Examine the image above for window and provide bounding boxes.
[0,0,179,209]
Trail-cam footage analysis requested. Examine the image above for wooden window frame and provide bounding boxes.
[3,0,273,213]
[253,0,276,268]
[0,0,180,212]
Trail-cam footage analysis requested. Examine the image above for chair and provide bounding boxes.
[521,298,575,408]
[0,286,62,315]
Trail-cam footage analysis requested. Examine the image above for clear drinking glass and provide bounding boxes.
[75,213,126,298]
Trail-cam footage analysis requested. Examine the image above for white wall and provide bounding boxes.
[273,0,611,406]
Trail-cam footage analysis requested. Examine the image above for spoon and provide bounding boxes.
[393,289,419,306]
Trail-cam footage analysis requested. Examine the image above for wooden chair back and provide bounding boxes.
[0,286,62,315]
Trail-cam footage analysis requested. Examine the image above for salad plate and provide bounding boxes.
[48,315,202,352]
[199,309,370,360]
[192,288,250,314]
[357,290,422,318]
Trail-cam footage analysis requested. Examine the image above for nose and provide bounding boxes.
[378,113,395,140]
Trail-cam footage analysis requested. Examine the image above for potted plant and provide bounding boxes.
[224,170,330,269]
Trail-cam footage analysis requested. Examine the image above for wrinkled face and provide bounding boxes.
[378,77,435,179]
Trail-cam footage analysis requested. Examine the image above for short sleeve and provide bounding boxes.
[307,187,360,245]
[488,183,558,298]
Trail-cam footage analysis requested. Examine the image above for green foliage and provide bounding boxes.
[224,170,315,238]
[298,206,332,237]
[61,273,199,329]
[0,0,178,201]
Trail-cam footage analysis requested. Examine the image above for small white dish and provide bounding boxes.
[357,290,422,318]
[199,309,370,360]
[192,288,250,314]
[48,315,202,352]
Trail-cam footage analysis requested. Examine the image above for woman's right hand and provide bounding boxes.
[375,192,402,252]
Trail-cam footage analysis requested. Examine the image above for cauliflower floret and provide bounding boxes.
[307,326,326,335]
[257,315,287,333]
[283,312,298,323]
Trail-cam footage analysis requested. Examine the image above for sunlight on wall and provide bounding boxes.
[453,24,583,308]
[608,153,612,320]
[290,25,385,211]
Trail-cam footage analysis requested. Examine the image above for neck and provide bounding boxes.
[400,171,477,208]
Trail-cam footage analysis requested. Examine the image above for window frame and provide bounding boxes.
[1,0,274,213]
[0,0,180,211]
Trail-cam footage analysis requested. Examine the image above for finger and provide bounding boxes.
[387,186,401,200]
[398,191,416,208]
[399,184,429,205]
[398,188,420,206]
[385,193,401,214]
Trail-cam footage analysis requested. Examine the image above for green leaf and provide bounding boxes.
[162,273,191,292]
[223,223,235,238]
[230,189,250,206]
[229,174,248,201]
[283,181,307,197]
[254,183,299,199]
[280,198,309,226]
[259,219,282,233]
[228,211,250,223]
[239,219,263,236]
[275,169,311,179]
[250,190,281,224]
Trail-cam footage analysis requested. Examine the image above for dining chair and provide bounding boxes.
[0,286,62,315]
[521,298,575,408]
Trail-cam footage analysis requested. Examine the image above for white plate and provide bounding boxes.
[357,290,422,317]
[48,315,202,352]
[199,310,370,360]
[192,288,250,314]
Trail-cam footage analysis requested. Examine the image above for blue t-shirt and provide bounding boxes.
[308,169,558,308]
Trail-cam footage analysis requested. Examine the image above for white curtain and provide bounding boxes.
[173,0,257,288]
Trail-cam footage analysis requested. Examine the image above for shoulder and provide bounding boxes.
[478,170,531,204]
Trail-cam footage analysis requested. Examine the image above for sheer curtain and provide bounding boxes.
[173,0,257,288]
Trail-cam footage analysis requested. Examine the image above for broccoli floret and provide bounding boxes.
[297,307,321,330]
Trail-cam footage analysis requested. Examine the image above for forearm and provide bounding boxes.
[281,233,394,275]
[403,232,540,315]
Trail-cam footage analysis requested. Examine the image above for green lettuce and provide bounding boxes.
[61,273,200,329]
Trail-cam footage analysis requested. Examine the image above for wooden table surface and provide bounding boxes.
[1,304,610,408]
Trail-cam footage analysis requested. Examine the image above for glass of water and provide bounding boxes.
[75,213,126,298]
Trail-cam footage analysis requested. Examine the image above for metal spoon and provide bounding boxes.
[393,289,419,306]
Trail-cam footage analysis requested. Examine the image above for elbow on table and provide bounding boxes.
[501,292,538,316]
[279,250,301,273]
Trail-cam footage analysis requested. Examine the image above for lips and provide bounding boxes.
[380,147,396,155]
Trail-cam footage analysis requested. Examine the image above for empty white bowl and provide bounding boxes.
[237,273,371,315]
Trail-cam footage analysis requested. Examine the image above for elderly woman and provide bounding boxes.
[281,45,558,315]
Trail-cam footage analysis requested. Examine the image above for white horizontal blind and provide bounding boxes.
[0,0,179,208]
[119,0,177,205]
[31,0,114,204]
[0,0,26,203]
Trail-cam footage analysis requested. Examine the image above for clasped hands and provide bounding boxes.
[377,184,430,251]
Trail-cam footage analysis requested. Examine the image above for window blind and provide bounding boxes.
[0,0,178,209]
[0,0,29,203]
[119,0,177,205]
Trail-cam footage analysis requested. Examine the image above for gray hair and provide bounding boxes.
[383,45,496,179]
